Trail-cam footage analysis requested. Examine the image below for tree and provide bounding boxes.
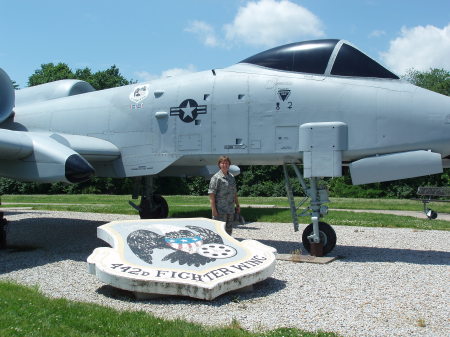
[28,63,130,89]
[74,65,131,90]
[88,65,130,90]
[28,63,74,86]
[404,68,449,96]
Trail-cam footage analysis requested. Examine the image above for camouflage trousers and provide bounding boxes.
[213,214,237,235]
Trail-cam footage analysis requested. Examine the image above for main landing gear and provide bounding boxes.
[283,163,337,257]
[129,176,169,219]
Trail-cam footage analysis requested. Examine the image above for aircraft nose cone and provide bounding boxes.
[65,154,95,183]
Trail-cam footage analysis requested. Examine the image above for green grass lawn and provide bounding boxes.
[1,194,449,230]
[0,194,448,336]
[0,282,338,337]
[2,194,449,212]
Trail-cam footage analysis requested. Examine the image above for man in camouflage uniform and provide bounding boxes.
[208,156,240,235]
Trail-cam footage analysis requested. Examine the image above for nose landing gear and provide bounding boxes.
[129,176,169,219]
[283,163,336,257]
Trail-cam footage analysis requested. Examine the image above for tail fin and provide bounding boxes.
[0,68,14,124]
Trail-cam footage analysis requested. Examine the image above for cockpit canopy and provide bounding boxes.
[239,39,399,79]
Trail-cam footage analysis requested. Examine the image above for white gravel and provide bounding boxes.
[0,209,449,337]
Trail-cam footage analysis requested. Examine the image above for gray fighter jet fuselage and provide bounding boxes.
[1,39,449,255]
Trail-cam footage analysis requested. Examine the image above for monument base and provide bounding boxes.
[88,218,277,300]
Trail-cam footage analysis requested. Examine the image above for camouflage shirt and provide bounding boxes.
[208,170,237,214]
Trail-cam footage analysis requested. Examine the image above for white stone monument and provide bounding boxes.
[88,218,276,300]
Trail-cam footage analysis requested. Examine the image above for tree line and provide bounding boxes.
[1,63,449,198]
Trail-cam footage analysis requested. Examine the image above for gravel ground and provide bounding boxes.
[0,209,449,337]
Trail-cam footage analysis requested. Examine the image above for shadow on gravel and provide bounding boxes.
[0,215,108,274]
[236,238,450,266]
[333,245,450,266]
[96,276,286,305]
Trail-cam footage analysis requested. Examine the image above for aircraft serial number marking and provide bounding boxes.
[276,102,293,110]
[130,103,144,109]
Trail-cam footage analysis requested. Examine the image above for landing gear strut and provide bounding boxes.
[283,163,336,256]
[129,176,169,219]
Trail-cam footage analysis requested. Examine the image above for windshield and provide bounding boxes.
[240,39,338,75]
[239,39,399,79]
[331,43,399,79]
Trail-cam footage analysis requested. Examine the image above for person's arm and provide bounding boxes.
[234,193,240,214]
[209,193,218,217]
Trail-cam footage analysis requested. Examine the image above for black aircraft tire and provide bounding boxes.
[139,195,169,219]
[302,222,337,255]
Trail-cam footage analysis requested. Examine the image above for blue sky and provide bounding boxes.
[1,0,449,88]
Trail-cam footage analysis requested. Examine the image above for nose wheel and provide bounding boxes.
[302,222,336,255]
[138,195,168,219]
[129,176,169,219]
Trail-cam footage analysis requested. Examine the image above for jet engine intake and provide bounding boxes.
[0,68,15,124]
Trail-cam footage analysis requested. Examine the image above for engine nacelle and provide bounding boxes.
[0,68,15,124]
[15,79,95,106]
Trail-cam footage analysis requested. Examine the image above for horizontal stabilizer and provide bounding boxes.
[350,150,443,185]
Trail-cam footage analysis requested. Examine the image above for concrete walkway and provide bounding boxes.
[331,208,450,221]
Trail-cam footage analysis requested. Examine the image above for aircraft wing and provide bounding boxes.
[0,129,120,183]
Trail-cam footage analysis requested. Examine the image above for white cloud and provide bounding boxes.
[135,65,197,82]
[185,0,324,48]
[224,0,324,47]
[380,24,450,75]
[369,30,386,38]
[185,21,221,47]
[134,71,158,82]
[161,65,197,78]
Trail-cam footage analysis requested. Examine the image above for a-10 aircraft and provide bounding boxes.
[1,39,449,255]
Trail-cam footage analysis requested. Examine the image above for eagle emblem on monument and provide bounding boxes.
[127,225,237,267]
